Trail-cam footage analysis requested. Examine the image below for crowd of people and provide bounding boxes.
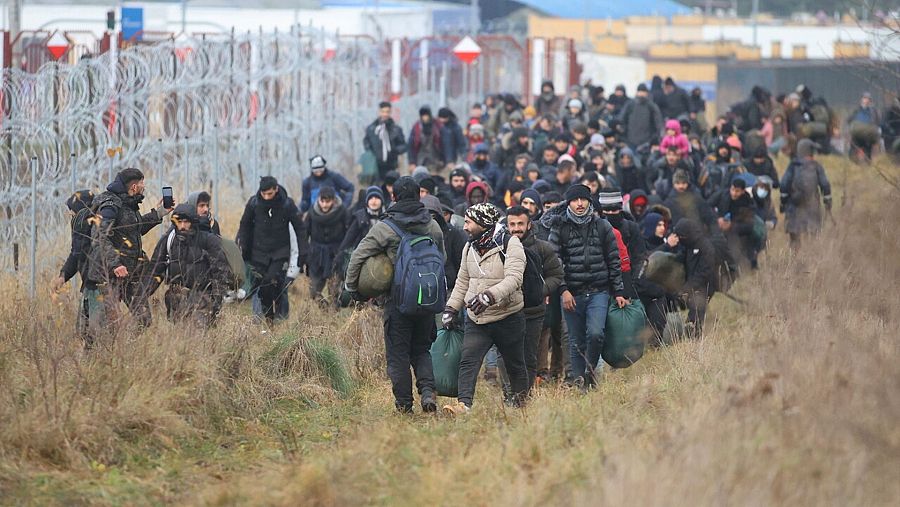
[55,75,860,415]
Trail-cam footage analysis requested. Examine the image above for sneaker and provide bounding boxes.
[421,393,437,413]
[442,401,470,416]
[396,403,414,414]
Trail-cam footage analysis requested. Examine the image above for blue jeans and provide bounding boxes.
[562,292,610,383]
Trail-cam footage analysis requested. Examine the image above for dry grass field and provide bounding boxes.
[1,157,898,506]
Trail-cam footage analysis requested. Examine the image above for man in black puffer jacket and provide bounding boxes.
[89,168,172,328]
[237,176,305,324]
[302,186,349,306]
[148,204,232,326]
[542,184,627,389]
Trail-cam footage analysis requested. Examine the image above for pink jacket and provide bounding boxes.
[660,119,690,157]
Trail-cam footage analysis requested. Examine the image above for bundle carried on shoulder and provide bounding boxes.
[357,253,394,298]
[644,251,686,294]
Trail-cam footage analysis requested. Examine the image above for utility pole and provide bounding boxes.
[181,0,187,34]
[470,0,479,34]
[8,0,22,38]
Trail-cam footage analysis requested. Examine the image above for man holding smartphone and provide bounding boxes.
[89,168,174,328]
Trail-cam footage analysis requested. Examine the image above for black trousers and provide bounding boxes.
[383,304,436,410]
[458,311,528,407]
[251,258,288,321]
[499,311,544,394]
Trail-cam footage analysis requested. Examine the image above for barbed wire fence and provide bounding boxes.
[0,28,528,296]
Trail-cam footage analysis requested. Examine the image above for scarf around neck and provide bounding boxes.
[566,204,594,225]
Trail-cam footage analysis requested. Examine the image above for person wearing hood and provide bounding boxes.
[518,188,547,240]
[659,77,691,120]
[421,195,466,293]
[454,179,490,216]
[713,179,759,270]
[345,177,444,414]
[302,186,349,306]
[662,169,719,235]
[148,204,232,326]
[621,83,664,151]
[494,126,533,171]
[744,148,780,189]
[54,189,96,294]
[606,84,630,117]
[626,189,651,222]
[652,146,694,199]
[487,93,522,140]
[616,147,650,195]
[338,186,384,255]
[779,139,832,247]
[562,98,587,131]
[237,176,305,325]
[659,119,690,159]
[448,167,470,208]
[535,80,561,117]
[506,205,564,389]
[441,203,528,415]
[300,155,354,213]
[364,101,407,181]
[634,211,673,343]
[184,191,221,235]
[751,176,777,229]
[699,142,743,200]
[662,218,718,336]
[408,106,444,171]
[470,143,502,193]
[437,107,468,165]
[542,184,627,390]
[381,170,400,203]
[52,190,97,346]
[688,87,707,132]
[89,168,173,328]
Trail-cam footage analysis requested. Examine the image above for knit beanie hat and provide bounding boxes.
[564,184,592,203]
[519,188,542,208]
[465,202,502,229]
[598,190,623,210]
[365,186,384,203]
[673,169,690,184]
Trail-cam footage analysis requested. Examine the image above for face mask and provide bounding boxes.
[605,213,624,228]
[756,188,769,199]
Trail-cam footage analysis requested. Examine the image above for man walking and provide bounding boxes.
[364,101,407,181]
[237,176,305,325]
[442,203,528,414]
[344,177,444,414]
[89,168,173,328]
[542,184,627,389]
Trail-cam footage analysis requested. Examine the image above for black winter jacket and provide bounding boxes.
[61,207,95,288]
[89,177,163,282]
[149,228,231,295]
[519,229,564,316]
[667,219,718,294]
[236,186,304,266]
[364,118,407,168]
[542,204,625,298]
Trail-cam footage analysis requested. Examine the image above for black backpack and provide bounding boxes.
[499,235,544,308]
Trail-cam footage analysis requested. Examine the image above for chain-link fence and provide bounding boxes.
[0,28,533,295]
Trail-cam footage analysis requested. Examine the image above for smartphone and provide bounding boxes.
[162,186,174,209]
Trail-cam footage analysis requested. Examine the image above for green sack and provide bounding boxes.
[602,299,647,368]
[644,251,686,294]
[358,253,393,298]
[751,215,768,245]
[220,238,246,289]
[431,327,464,397]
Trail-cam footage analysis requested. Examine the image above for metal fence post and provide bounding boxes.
[158,138,165,238]
[30,157,37,299]
[184,135,190,198]
[212,123,220,210]
[70,151,77,193]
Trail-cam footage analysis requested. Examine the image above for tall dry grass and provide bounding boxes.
[0,157,897,506]
[0,285,385,486]
[197,157,900,506]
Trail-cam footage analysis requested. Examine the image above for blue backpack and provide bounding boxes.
[383,219,447,315]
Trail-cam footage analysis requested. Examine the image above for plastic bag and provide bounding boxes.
[431,327,464,397]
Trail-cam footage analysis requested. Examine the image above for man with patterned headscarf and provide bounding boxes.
[441,202,528,415]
